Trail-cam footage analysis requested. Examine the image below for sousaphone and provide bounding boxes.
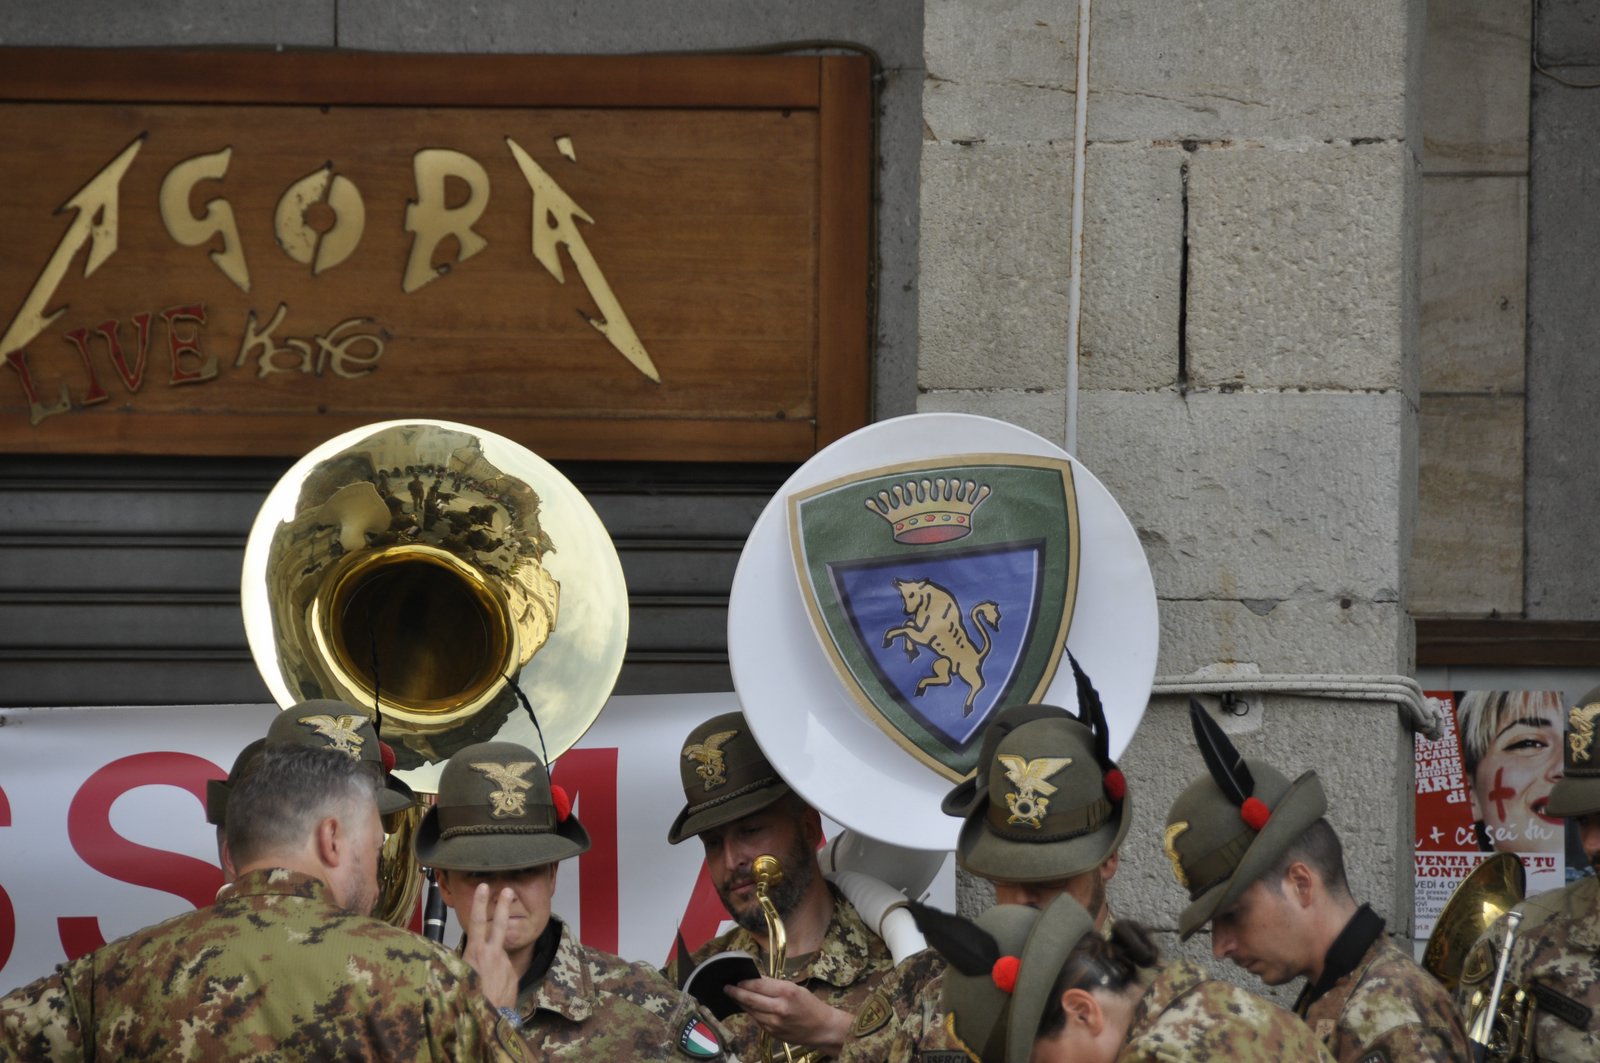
[242,419,628,925]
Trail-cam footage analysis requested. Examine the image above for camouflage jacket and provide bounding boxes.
[0,867,528,1062]
[519,916,737,1060]
[1457,874,1600,1062]
[665,886,894,1062]
[1121,959,1336,1062]
[1297,929,1470,1062]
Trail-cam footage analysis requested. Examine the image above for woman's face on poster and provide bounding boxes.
[1470,711,1564,851]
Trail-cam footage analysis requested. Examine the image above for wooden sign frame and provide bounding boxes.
[0,50,871,462]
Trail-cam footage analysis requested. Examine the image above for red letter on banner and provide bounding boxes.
[58,752,225,959]
[550,748,619,953]
[0,786,14,970]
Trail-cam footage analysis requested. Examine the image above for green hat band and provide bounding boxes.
[436,801,557,838]
[984,792,1113,843]
[681,774,783,818]
[1183,826,1254,898]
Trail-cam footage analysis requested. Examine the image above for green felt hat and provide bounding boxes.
[413,741,590,871]
[205,738,267,827]
[266,700,416,816]
[1548,686,1600,817]
[942,704,1131,883]
[667,711,792,844]
[1165,702,1326,939]
[918,893,1097,1063]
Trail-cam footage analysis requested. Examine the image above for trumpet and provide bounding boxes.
[752,855,823,1063]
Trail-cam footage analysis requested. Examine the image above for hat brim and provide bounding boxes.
[955,790,1132,883]
[1005,895,1097,1063]
[667,780,791,845]
[413,807,592,871]
[1548,775,1600,818]
[377,777,417,816]
[1177,771,1327,940]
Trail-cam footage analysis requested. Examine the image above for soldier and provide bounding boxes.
[414,739,736,1059]
[1164,701,1469,1062]
[910,892,1336,1063]
[840,657,1130,1063]
[1455,687,1600,1060]
[665,711,894,1061]
[0,743,528,1061]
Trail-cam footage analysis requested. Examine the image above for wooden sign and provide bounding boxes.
[0,51,871,462]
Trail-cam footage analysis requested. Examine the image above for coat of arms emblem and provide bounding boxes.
[789,456,1081,781]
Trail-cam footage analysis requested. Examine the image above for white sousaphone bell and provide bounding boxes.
[727,413,1159,960]
[241,419,628,926]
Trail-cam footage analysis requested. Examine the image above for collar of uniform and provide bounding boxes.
[222,867,331,904]
[1294,903,1384,1013]
[1122,958,1206,1047]
[519,918,597,1024]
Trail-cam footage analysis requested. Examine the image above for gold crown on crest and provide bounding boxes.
[865,478,992,544]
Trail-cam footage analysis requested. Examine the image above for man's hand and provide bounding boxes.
[462,883,518,1010]
[724,977,852,1056]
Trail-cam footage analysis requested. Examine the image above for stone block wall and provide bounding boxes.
[920,0,1426,970]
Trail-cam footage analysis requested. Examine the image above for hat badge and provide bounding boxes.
[1570,703,1600,763]
[300,714,367,757]
[473,761,536,817]
[683,728,738,790]
[1164,821,1190,889]
[998,753,1071,829]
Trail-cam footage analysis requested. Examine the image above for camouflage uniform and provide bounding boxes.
[667,886,893,1063]
[0,868,528,1062]
[837,948,955,1063]
[518,916,735,1059]
[1457,874,1600,1062]
[1296,927,1470,1062]
[1120,958,1337,1062]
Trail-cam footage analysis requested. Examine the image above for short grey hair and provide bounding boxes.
[225,744,379,866]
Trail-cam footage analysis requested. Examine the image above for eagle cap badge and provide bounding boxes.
[683,729,739,790]
[300,714,367,758]
[998,753,1071,829]
[473,761,537,817]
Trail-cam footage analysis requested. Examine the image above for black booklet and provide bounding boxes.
[681,950,763,1019]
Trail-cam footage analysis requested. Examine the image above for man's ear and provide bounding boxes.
[314,816,342,867]
[1100,850,1121,884]
[1285,860,1317,907]
[1060,987,1106,1037]
[801,805,825,850]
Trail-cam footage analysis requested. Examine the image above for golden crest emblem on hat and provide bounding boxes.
[473,761,536,817]
[1164,821,1190,889]
[683,729,739,790]
[301,714,367,757]
[1569,702,1600,763]
[998,754,1070,829]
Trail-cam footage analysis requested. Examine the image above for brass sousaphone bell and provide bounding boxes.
[1422,852,1531,1061]
[242,419,628,925]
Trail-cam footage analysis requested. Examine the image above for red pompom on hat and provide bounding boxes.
[1240,796,1271,831]
[991,955,1020,994]
[378,741,396,775]
[1103,768,1127,802]
[551,784,572,823]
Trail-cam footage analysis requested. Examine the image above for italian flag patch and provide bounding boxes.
[678,1017,722,1059]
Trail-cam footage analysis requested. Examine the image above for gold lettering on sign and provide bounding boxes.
[403,149,491,294]
[159,147,251,292]
[1,134,144,424]
[275,165,366,276]
[506,137,660,384]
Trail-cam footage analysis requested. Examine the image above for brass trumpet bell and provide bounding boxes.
[242,419,629,794]
[1423,851,1525,992]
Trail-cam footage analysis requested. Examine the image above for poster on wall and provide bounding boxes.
[1413,690,1571,942]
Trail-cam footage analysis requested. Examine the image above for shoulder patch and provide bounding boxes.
[851,989,893,1037]
[920,1054,972,1063]
[1459,939,1493,985]
[1530,980,1593,1030]
[678,1015,723,1059]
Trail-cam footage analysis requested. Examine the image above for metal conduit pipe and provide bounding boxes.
[1149,674,1442,740]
